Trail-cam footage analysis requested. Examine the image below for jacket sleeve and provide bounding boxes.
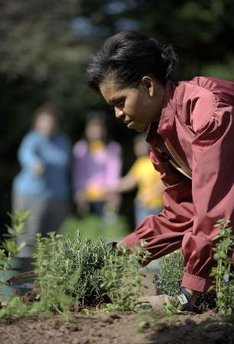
[181,101,234,292]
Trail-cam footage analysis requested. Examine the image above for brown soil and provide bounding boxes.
[0,309,233,344]
[1,270,233,344]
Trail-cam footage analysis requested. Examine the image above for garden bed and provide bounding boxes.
[0,215,233,343]
[0,298,233,344]
[1,269,233,344]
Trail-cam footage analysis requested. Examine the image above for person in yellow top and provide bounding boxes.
[110,133,164,226]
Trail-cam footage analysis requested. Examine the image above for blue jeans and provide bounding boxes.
[12,193,70,258]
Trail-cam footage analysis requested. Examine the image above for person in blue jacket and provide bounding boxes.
[12,102,72,265]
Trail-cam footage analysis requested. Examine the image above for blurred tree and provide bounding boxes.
[139,0,234,78]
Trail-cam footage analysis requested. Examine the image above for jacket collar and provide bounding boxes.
[146,80,177,144]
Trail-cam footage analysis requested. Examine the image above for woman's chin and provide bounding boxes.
[130,122,148,132]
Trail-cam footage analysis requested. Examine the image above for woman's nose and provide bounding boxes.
[115,107,124,119]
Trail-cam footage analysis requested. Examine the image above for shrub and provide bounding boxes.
[0,231,144,318]
[100,245,143,311]
[210,219,234,316]
[155,251,184,297]
[0,211,28,296]
[33,232,109,309]
[33,233,145,313]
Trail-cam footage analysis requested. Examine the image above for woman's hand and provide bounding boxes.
[32,162,45,176]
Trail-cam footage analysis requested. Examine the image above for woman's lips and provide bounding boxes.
[126,121,135,129]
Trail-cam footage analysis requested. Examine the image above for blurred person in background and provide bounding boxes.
[86,31,234,311]
[107,133,163,226]
[72,115,122,221]
[12,102,72,269]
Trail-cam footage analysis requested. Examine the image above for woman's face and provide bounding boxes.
[34,113,58,137]
[99,75,164,132]
[85,120,106,141]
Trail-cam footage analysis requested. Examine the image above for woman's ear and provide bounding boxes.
[141,76,155,97]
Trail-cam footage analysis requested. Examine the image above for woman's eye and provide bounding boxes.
[115,99,125,108]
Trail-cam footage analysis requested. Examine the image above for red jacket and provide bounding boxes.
[123,76,234,292]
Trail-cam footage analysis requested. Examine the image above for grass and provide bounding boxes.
[60,214,130,242]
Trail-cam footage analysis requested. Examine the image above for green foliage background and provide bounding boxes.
[1,0,234,232]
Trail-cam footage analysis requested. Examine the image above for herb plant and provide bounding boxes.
[0,211,28,294]
[100,245,143,311]
[155,251,184,297]
[0,231,145,319]
[210,219,234,316]
[32,232,110,315]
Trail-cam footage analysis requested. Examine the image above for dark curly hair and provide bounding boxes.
[86,31,178,90]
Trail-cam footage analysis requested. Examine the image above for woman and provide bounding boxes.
[12,103,72,267]
[73,115,122,219]
[86,31,234,310]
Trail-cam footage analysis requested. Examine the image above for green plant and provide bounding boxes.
[210,219,234,316]
[0,230,150,319]
[32,233,147,314]
[12,233,144,317]
[0,211,28,289]
[0,296,31,319]
[100,245,144,311]
[32,232,109,315]
[155,251,184,297]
